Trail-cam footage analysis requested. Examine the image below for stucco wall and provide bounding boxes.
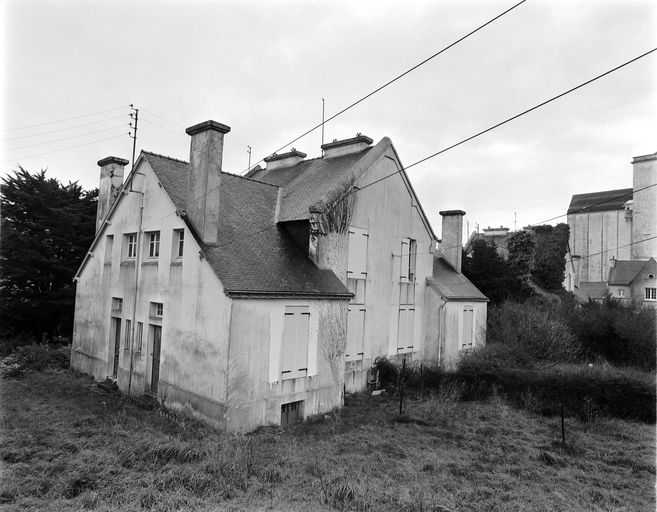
[632,155,657,260]
[313,149,436,391]
[225,298,347,432]
[568,210,631,283]
[72,160,231,425]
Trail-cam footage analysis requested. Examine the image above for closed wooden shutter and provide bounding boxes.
[346,307,365,361]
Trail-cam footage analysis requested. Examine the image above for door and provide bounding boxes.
[111,318,121,378]
[150,325,162,393]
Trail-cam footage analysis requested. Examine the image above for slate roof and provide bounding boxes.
[248,149,373,222]
[142,152,351,299]
[608,259,655,285]
[426,256,488,301]
[567,188,633,215]
[575,282,608,301]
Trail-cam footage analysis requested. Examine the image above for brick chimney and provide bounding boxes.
[264,148,307,170]
[439,210,466,273]
[322,134,373,158]
[185,120,231,245]
[96,156,129,232]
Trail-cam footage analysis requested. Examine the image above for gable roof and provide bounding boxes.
[567,188,633,215]
[608,258,655,285]
[132,152,352,299]
[426,256,488,301]
[249,138,437,241]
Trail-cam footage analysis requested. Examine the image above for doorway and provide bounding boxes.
[150,324,162,393]
[111,317,121,378]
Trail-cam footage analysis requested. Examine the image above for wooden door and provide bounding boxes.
[112,318,121,378]
[150,325,162,393]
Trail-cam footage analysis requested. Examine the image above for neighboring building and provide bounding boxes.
[71,120,487,431]
[608,258,657,306]
[464,226,511,258]
[565,152,657,301]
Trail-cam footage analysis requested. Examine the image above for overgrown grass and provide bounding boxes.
[1,370,654,511]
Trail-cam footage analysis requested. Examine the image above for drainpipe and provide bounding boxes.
[438,297,447,364]
[127,181,145,396]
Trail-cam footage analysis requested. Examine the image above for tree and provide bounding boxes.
[531,224,569,291]
[507,229,536,282]
[0,167,97,339]
[462,239,529,305]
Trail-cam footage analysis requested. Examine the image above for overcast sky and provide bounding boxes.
[2,0,656,239]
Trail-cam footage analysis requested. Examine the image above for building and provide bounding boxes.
[71,120,487,431]
[565,152,657,303]
[464,226,511,259]
[608,258,657,305]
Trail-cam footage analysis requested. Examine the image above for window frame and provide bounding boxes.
[146,231,160,259]
[174,229,184,260]
[125,233,137,259]
[645,287,657,301]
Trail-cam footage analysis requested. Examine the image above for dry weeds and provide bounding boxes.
[1,370,654,511]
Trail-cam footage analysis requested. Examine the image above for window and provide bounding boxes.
[124,319,131,350]
[399,282,415,305]
[125,233,137,259]
[111,297,123,313]
[281,400,303,427]
[461,307,474,351]
[617,289,625,298]
[396,307,414,353]
[346,306,365,361]
[173,229,184,259]
[281,306,310,380]
[135,322,143,354]
[150,302,164,317]
[400,238,417,282]
[105,235,114,261]
[645,288,657,301]
[147,231,160,258]
[347,227,368,279]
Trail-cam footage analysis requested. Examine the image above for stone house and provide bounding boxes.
[71,119,487,431]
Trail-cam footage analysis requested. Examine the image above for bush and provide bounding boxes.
[562,297,656,370]
[0,343,70,378]
[487,301,581,364]
[456,360,656,423]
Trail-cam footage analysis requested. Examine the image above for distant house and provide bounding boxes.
[71,120,487,431]
[464,226,511,258]
[608,258,657,305]
[564,152,657,302]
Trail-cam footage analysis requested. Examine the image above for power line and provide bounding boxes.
[140,46,657,247]
[566,236,657,264]
[2,125,128,152]
[350,47,657,197]
[2,106,127,132]
[240,0,527,174]
[0,115,128,143]
[140,109,183,130]
[528,182,657,226]
[140,117,187,137]
[1,134,128,164]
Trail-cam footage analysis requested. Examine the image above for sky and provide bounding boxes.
[2,0,656,240]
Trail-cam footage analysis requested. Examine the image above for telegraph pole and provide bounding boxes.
[247,145,252,171]
[129,104,139,171]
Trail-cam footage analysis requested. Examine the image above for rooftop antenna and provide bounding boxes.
[247,145,252,171]
[514,212,517,231]
[321,98,325,157]
[129,104,139,171]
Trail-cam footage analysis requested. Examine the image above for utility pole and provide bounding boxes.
[514,212,517,232]
[247,145,252,171]
[129,104,139,171]
[321,98,325,157]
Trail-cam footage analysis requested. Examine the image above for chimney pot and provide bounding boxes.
[439,210,466,273]
[96,156,129,232]
[186,119,231,245]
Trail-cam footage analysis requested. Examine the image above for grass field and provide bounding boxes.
[1,370,654,511]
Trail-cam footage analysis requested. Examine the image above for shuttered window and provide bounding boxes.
[281,306,310,380]
[461,307,474,350]
[346,307,365,361]
[347,227,368,278]
[400,238,417,282]
[397,307,414,353]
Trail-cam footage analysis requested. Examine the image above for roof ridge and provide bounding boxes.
[142,150,189,165]
[222,171,281,189]
[571,187,633,197]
